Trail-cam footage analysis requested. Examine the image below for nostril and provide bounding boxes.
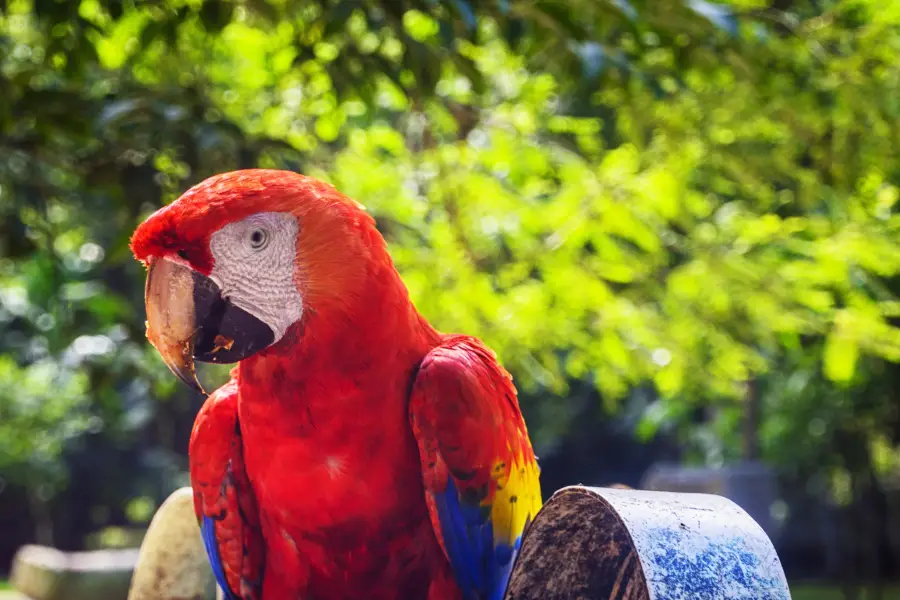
[177,249,189,260]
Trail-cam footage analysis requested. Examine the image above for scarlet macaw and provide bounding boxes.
[131,169,542,600]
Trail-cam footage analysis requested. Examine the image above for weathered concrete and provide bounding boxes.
[10,544,138,600]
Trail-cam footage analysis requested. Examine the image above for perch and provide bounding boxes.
[506,485,791,600]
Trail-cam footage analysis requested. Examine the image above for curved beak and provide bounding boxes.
[144,258,275,394]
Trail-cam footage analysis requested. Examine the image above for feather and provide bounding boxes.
[202,515,238,600]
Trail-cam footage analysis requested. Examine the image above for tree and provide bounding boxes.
[2,0,900,585]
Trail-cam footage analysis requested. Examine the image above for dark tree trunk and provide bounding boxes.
[505,487,650,600]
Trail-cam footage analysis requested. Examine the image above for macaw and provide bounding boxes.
[130,169,542,600]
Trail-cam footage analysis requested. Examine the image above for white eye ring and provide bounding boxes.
[247,227,269,251]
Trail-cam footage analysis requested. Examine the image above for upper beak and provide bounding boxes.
[144,257,275,394]
[145,258,204,393]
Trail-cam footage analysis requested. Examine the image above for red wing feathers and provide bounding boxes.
[189,377,265,599]
[410,336,542,600]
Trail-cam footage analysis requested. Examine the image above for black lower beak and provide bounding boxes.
[191,272,275,364]
[144,258,275,394]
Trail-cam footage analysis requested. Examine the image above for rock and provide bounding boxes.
[10,544,138,600]
[127,487,217,600]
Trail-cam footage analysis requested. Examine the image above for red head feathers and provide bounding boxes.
[131,169,393,317]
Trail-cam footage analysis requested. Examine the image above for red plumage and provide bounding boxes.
[132,170,541,600]
[189,377,264,597]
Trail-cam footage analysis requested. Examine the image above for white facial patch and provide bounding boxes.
[208,212,303,344]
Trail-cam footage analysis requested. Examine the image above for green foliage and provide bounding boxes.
[791,585,900,600]
[315,12,900,411]
[0,356,90,494]
[1,0,900,569]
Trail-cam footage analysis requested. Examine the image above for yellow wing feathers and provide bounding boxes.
[488,453,542,548]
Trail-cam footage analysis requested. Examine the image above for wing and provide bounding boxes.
[189,376,265,600]
[409,336,542,600]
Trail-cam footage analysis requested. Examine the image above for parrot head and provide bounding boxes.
[130,169,387,393]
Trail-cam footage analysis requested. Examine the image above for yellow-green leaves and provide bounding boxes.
[824,327,859,384]
[5,0,900,486]
[402,10,440,43]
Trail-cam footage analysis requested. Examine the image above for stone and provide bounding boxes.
[10,544,138,600]
[127,487,217,600]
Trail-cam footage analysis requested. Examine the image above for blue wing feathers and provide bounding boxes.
[433,477,521,600]
[434,479,480,598]
[201,515,238,600]
[490,548,516,600]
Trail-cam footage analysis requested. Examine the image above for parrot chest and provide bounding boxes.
[238,384,454,599]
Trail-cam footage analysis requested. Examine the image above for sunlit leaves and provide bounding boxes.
[823,313,859,384]
[3,0,900,516]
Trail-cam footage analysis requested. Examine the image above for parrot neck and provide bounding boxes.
[236,259,440,410]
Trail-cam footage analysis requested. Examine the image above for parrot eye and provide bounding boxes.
[207,211,303,345]
[247,228,269,251]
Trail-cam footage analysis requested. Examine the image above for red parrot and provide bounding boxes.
[130,169,542,600]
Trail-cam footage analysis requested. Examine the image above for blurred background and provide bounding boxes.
[1,0,899,597]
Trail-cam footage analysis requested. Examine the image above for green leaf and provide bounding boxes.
[823,329,858,383]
